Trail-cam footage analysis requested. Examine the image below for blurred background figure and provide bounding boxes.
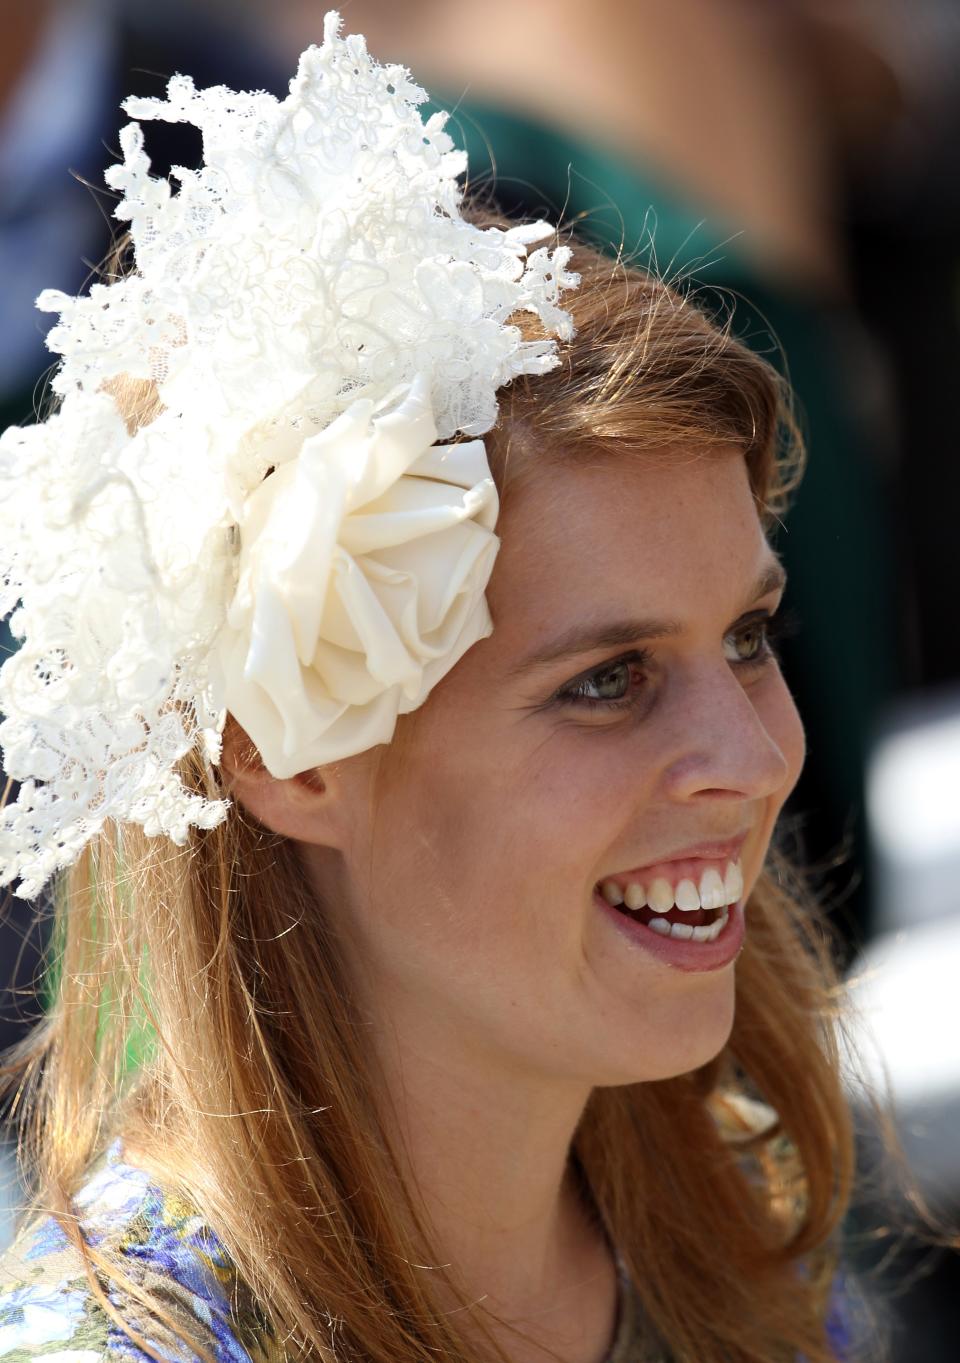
[3,1,958,1357]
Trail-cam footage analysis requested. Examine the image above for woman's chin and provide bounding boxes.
[590,985,737,1088]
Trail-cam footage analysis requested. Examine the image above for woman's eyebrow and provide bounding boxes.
[509,559,787,677]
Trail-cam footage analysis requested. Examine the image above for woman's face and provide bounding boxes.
[307,447,805,1086]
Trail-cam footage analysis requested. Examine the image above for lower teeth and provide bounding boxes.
[646,910,729,943]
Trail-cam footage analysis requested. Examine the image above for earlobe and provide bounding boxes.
[219,716,342,847]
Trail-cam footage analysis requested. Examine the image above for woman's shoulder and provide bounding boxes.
[0,1144,280,1363]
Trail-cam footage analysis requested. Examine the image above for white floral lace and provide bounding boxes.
[0,10,577,898]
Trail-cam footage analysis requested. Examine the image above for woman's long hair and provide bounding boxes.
[3,236,928,1363]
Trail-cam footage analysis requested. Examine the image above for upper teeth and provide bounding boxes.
[600,860,743,912]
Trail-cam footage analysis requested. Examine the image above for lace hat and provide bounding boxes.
[0,10,578,898]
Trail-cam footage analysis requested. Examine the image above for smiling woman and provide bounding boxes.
[0,16,880,1363]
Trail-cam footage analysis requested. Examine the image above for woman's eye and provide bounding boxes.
[724,616,774,666]
[555,653,649,710]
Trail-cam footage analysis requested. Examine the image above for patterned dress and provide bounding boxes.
[0,1145,282,1363]
[0,1143,856,1363]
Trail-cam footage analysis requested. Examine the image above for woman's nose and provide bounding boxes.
[660,665,794,804]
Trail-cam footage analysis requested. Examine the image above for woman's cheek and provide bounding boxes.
[533,730,647,829]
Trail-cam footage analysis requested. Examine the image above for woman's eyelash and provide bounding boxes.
[552,610,798,711]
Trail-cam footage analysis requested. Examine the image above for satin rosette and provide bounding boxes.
[213,375,499,777]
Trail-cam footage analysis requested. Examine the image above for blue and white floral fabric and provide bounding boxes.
[0,1144,278,1363]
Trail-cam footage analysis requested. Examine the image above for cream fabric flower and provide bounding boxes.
[213,375,498,776]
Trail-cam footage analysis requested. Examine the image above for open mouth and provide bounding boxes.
[595,859,743,943]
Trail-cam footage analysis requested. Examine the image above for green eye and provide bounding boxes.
[724,615,778,666]
[556,651,651,710]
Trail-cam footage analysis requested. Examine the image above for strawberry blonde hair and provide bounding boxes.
[6,232,927,1363]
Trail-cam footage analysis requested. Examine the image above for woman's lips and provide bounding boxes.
[594,834,752,970]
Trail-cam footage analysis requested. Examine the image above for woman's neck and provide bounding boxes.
[374,1022,620,1363]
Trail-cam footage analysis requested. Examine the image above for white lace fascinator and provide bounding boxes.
[0,11,578,897]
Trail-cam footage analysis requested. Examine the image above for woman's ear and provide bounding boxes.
[218,716,350,849]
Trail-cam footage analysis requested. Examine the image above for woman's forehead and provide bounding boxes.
[488,449,768,629]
